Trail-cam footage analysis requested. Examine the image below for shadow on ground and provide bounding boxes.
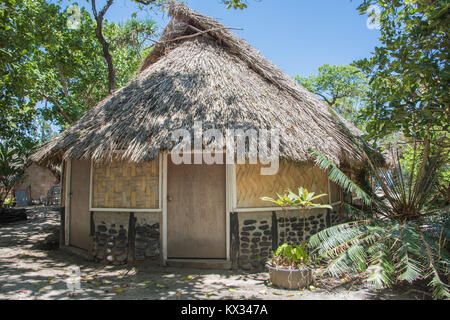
[0,206,429,300]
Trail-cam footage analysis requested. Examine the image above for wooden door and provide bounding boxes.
[69,160,91,250]
[167,156,226,259]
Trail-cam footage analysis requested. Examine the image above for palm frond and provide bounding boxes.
[309,220,382,277]
[429,271,450,300]
[393,223,424,283]
[418,227,450,299]
[309,148,372,206]
[366,242,395,289]
[309,221,370,253]
[342,202,373,220]
[321,242,366,277]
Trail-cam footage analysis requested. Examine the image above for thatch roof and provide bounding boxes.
[32,2,365,167]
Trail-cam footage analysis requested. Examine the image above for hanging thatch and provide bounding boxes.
[31,2,365,167]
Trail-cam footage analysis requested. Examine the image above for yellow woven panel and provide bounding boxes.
[92,158,159,209]
[236,160,328,208]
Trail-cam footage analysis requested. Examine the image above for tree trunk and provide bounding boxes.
[95,19,116,94]
[91,0,116,94]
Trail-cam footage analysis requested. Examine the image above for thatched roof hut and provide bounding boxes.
[32,2,363,167]
[33,3,365,268]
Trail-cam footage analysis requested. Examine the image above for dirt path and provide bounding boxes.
[0,206,426,300]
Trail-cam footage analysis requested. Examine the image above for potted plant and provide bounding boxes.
[262,187,331,290]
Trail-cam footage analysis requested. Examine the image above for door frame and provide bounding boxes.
[64,159,71,246]
[162,152,235,264]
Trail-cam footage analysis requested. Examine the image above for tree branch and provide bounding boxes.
[42,95,74,124]
[91,0,116,94]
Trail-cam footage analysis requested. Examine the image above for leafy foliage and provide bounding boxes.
[223,0,248,10]
[270,243,309,269]
[0,0,57,142]
[261,187,331,210]
[296,64,369,125]
[354,0,449,145]
[310,149,372,207]
[0,142,30,204]
[309,134,449,299]
[1,0,158,149]
[262,188,331,269]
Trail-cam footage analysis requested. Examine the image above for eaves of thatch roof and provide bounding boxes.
[31,2,365,167]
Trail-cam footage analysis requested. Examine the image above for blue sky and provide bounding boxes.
[66,0,381,78]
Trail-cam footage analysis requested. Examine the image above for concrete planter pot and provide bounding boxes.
[266,264,314,290]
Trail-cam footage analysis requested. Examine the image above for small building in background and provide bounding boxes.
[14,162,60,206]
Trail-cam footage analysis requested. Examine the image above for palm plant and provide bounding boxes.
[308,130,449,299]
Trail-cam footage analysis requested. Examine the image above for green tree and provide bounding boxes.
[92,0,249,94]
[295,64,369,125]
[37,6,158,127]
[2,0,245,146]
[223,0,249,10]
[355,0,449,152]
[0,0,57,143]
[0,140,32,204]
[1,0,158,145]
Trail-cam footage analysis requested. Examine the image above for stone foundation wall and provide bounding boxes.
[233,209,337,270]
[330,204,342,226]
[89,208,341,269]
[237,212,274,270]
[91,212,161,265]
[135,213,160,262]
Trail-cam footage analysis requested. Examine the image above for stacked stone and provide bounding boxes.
[278,213,326,244]
[238,219,272,270]
[236,211,331,270]
[135,223,160,261]
[93,223,128,265]
[330,210,341,225]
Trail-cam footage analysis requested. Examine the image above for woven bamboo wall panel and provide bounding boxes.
[236,160,328,208]
[92,158,159,209]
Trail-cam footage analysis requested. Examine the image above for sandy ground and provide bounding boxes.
[0,206,428,300]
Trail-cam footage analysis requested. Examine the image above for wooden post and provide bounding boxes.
[230,212,239,270]
[60,207,65,248]
[127,212,136,264]
[271,211,278,251]
[64,160,71,246]
[326,209,332,228]
[88,211,95,260]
